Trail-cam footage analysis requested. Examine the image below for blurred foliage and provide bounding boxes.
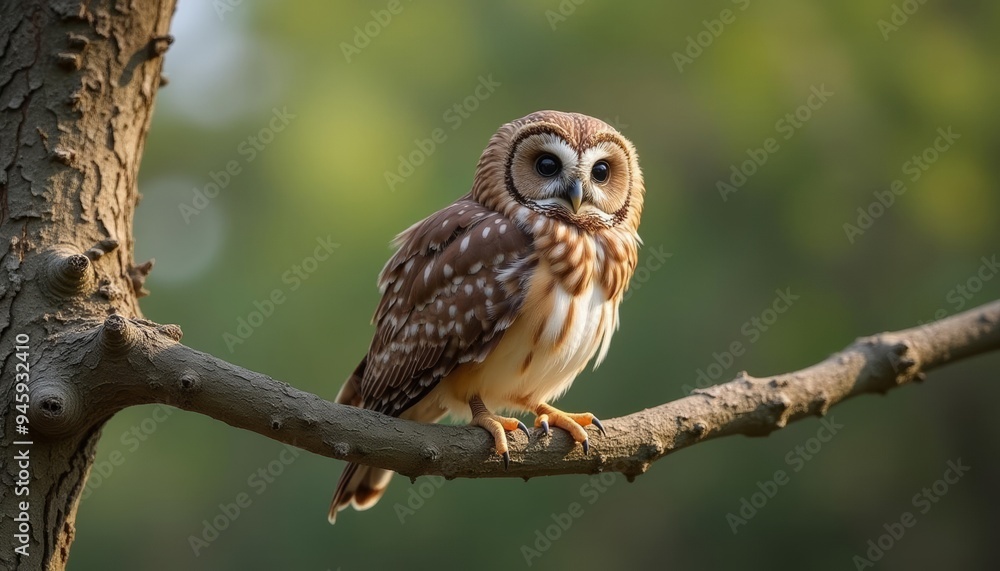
[71,1,999,570]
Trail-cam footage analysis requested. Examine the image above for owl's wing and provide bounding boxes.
[358,196,535,416]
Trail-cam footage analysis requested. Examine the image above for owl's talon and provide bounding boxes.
[469,396,526,467]
[517,421,530,439]
[592,417,607,437]
[533,403,604,452]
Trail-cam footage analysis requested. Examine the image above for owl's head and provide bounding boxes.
[473,110,644,234]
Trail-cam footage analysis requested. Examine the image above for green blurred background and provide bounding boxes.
[71,1,1000,570]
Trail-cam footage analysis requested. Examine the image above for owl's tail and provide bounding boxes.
[328,359,446,524]
[328,462,393,524]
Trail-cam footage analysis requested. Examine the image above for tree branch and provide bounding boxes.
[47,298,999,482]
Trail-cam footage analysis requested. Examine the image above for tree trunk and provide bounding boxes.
[0,1,175,569]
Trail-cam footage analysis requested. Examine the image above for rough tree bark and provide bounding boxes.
[0,1,176,569]
[1,3,998,571]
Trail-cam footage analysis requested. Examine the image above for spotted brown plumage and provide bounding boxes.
[330,110,645,523]
[363,198,534,416]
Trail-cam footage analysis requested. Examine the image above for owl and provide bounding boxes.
[329,110,644,522]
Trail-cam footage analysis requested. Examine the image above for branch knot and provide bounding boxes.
[99,315,138,355]
[178,370,200,392]
[42,248,93,298]
[29,380,83,438]
[148,35,174,57]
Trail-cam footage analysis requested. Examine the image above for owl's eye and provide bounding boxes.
[591,160,610,183]
[535,154,561,177]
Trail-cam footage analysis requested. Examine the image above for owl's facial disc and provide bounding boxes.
[507,126,632,228]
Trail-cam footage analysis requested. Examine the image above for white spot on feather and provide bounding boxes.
[423,261,434,284]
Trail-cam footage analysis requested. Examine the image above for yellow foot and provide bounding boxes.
[469,396,529,470]
[533,403,607,454]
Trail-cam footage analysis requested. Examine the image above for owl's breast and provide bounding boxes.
[435,252,620,417]
[522,260,619,375]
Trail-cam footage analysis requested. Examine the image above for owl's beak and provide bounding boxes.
[563,179,583,214]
